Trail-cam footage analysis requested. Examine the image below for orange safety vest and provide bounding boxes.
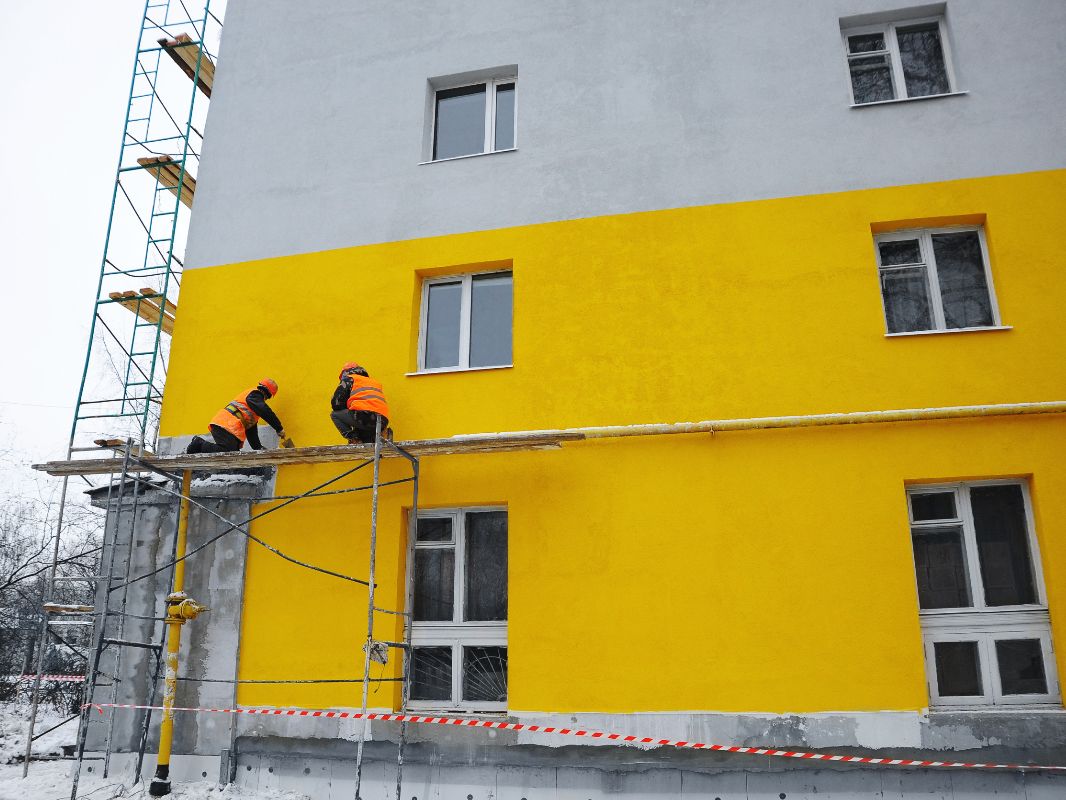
[346,375,390,419]
[208,388,261,442]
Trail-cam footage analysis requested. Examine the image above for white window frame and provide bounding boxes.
[430,77,517,162]
[842,17,957,106]
[410,507,508,712]
[923,623,1059,707]
[874,226,1001,334]
[908,481,1060,708]
[417,270,513,374]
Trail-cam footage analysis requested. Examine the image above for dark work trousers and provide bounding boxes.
[186,424,244,453]
[330,409,388,444]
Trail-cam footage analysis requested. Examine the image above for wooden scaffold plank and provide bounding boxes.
[33,432,587,477]
[159,33,215,97]
[107,289,177,335]
[136,155,196,208]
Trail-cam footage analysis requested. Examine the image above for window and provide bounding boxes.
[419,270,513,372]
[842,17,955,105]
[874,227,1000,334]
[908,482,1060,707]
[432,78,516,160]
[410,508,508,710]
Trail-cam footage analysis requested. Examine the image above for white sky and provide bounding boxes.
[0,2,186,493]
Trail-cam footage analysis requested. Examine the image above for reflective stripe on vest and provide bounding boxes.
[346,377,390,418]
[225,400,257,429]
[208,388,262,443]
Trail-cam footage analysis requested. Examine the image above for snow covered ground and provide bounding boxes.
[0,703,309,800]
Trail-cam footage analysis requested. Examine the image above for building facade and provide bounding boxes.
[118,0,1066,796]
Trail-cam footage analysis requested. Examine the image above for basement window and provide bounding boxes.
[431,77,516,160]
[874,227,1001,334]
[908,481,1061,707]
[842,16,956,105]
[418,270,513,373]
[410,508,508,711]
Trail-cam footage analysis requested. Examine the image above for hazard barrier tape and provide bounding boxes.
[84,703,1066,771]
[9,674,86,682]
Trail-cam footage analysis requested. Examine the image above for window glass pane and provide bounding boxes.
[911,525,971,609]
[424,281,462,369]
[848,33,886,54]
[469,273,513,368]
[433,84,486,159]
[996,639,1048,695]
[911,491,957,521]
[934,641,983,696]
[494,83,515,150]
[881,266,932,333]
[462,645,508,703]
[878,239,922,266]
[464,510,508,621]
[411,646,452,702]
[849,55,895,103]
[931,231,993,329]
[417,517,453,543]
[970,484,1037,606]
[414,548,455,621]
[896,23,950,97]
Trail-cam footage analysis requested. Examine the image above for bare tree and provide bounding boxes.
[0,479,104,710]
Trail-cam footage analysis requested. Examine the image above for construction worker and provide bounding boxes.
[186,379,288,453]
[330,362,391,444]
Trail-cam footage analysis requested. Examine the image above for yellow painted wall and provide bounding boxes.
[161,169,1066,713]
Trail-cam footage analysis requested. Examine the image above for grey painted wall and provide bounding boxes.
[86,474,261,758]
[186,0,1066,267]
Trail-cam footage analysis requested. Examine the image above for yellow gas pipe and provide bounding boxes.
[149,469,208,797]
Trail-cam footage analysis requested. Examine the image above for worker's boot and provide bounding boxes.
[384,427,394,441]
[186,435,206,454]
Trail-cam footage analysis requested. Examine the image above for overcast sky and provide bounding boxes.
[0,2,176,493]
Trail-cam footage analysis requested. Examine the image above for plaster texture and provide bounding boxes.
[186,0,1066,267]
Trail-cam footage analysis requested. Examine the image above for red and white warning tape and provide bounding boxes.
[10,674,86,682]
[85,703,1066,771]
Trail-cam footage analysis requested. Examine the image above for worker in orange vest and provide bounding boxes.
[186,378,287,453]
[330,362,391,444]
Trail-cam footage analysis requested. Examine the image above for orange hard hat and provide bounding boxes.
[339,361,365,379]
[258,378,279,397]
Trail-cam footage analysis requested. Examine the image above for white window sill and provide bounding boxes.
[406,707,509,717]
[406,364,513,377]
[420,148,517,165]
[851,90,968,109]
[885,325,1011,338]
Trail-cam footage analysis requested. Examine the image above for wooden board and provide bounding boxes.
[33,432,587,477]
[159,33,214,97]
[136,155,196,208]
[108,290,176,335]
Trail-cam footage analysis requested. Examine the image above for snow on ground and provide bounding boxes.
[0,700,75,764]
[0,703,308,800]
[0,761,311,800]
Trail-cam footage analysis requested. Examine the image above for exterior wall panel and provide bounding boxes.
[160,169,1066,716]
[186,0,1066,266]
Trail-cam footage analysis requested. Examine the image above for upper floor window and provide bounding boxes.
[843,17,954,105]
[410,508,508,711]
[908,482,1060,707]
[875,227,1000,334]
[419,270,513,372]
[432,78,516,160]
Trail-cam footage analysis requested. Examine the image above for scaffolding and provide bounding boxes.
[54,434,423,799]
[21,0,222,787]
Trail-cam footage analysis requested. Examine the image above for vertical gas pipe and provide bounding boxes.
[149,470,207,797]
